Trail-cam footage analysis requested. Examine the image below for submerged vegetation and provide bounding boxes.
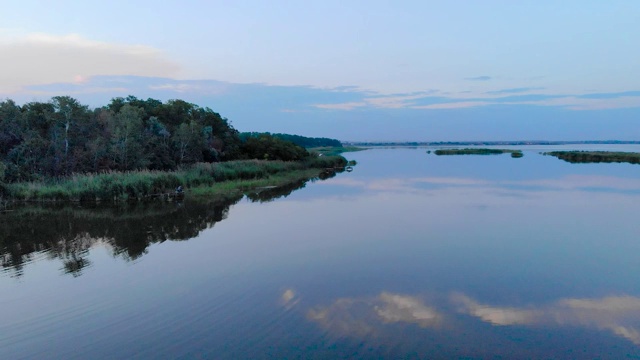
[433,148,524,158]
[0,96,351,204]
[543,151,640,164]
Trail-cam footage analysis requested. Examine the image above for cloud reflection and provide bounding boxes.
[451,293,540,326]
[307,292,442,337]
[303,290,640,346]
[454,294,640,345]
[280,288,300,309]
[376,292,442,327]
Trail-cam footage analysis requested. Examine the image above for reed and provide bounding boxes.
[3,156,347,202]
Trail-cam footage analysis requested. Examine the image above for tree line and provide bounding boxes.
[240,132,342,148]
[0,96,324,183]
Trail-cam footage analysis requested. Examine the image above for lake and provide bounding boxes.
[2,146,640,359]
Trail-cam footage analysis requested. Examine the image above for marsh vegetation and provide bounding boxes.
[0,96,350,203]
[433,148,524,157]
[543,151,640,164]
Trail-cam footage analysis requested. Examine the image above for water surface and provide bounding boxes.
[2,147,640,358]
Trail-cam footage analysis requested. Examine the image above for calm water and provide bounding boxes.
[2,146,640,359]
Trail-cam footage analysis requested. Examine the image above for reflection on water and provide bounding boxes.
[0,177,322,277]
[307,292,442,338]
[303,290,640,348]
[2,148,640,358]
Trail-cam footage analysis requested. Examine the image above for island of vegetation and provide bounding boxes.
[543,151,640,164]
[0,96,351,205]
[433,148,524,158]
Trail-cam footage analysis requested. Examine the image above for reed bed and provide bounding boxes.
[4,156,347,202]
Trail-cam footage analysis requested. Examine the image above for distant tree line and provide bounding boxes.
[0,96,317,184]
[240,132,342,148]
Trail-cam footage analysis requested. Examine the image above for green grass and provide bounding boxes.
[3,156,348,203]
[309,146,367,156]
[188,168,324,197]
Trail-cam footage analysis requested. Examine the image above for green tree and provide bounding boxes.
[173,120,204,165]
[110,104,146,170]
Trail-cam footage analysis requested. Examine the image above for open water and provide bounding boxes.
[2,145,640,359]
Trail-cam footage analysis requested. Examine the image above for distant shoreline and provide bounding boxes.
[344,140,640,147]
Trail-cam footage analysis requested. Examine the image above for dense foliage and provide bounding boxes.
[0,96,328,184]
[240,134,309,161]
[240,132,342,148]
[0,96,243,182]
[544,151,640,164]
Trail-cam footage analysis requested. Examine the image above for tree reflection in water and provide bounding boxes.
[0,174,333,277]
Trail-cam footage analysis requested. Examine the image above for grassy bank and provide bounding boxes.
[309,146,367,156]
[543,151,640,164]
[188,168,328,198]
[433,148,523,157]
[1,155,347,203]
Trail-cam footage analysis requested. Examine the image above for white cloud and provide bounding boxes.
[0,33,180,93]
[314,102,367,110]
[412,101,491,110]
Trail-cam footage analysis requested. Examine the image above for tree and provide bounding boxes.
[109,104,146,170]
[241,134,309,161]
[173,120,204,165]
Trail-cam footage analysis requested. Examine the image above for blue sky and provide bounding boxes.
[1,1,639,140]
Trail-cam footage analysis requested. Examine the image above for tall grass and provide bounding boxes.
[4,156,347,202]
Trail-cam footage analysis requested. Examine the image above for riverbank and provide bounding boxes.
[309,146,367,156]
[0,155,347,204]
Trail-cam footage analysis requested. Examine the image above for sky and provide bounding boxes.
[0,0,639,141]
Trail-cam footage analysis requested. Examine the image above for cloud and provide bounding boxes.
[5,75,640,141]
[578,91,640,100]
[314,101,367,110]
[465,76,492,81]
[0,33,179,93]
[486,87,546,95]
[509,95,640,111]
[11,74,640,114]
[412,101,491,109]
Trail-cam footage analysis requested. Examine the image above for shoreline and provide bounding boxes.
[0,155,348,205]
